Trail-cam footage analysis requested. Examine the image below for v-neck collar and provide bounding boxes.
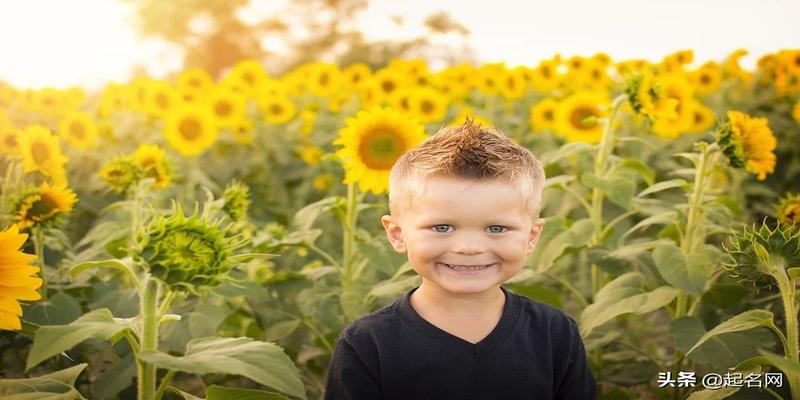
[396,286,520,359]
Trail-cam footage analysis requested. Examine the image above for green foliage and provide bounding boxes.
[0,364,88,400]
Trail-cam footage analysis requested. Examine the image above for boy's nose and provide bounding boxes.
[450,234,487,255]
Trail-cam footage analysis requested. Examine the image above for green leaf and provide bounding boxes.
[207,385,288,400]
[685,365,762,400]
[367,275,420,301]
[0,363,88,399]
[535,218,594,272]
[69,259,136,281]
[651,243,718,296]
[686,245,721,295]
[138,337,306,400]
[540,142,592,165]
[507,283,563,309]
[264,319,302,341]
[622,211,678,240]
[168,387,204,400]
[580,272,679,336]
[671,316,774,368]
[93,353,136,400]
[701,284,750,309]
[738,351,800,380]
[620,159,655,186]
[586,248,628,276]
[686,310,777,356]
[27,309,133,371]
[787,267,800,279]
[581,170,638,209]
[23,292,83,326]
[543,175,575,188]
[292,197,337,232]
[636,179,687,197]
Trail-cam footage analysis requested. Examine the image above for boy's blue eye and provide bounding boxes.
[432,225,452,233]
[487,225,507,233]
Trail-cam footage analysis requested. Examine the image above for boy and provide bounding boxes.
[324,120,597,399]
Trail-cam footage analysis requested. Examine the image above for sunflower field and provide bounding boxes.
[1,49,800,399]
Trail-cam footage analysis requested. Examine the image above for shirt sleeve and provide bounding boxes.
[554,317,598,400]
[324,336,382,400]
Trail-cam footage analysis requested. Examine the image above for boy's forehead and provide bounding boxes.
[408,176,533,213]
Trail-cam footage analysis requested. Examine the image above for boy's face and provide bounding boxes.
[382,176,545,297]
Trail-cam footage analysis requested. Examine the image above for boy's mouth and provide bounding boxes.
[438,263,496,271]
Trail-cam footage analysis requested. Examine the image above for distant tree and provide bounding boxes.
[123,0,472,76]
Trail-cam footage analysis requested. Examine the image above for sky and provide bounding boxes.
[0,0,798,89]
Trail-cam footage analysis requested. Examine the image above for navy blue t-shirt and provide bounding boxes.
[324,286,597,399]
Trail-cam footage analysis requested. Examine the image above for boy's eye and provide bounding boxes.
[431,225,452,233]
[487,225,508,233]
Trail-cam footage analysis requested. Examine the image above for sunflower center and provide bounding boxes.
[156,93,170,109]
[319,72,330,86]
[381,80,396,93]
[215,101,232,117]
[5,135,17,147]
[243,72,256,85]
[420,100,434,114]
[700,74,711,85]
[270,104,284,115]
[70,121,86,139]
[179,118,203,140]
[570,106,599,130]
[31,141,51,164]
[541,67,552,78]
[359,128,406,169]
[28,195,58,220]
[543,110,554,121]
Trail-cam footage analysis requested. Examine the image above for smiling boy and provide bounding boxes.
[324,120,597,399]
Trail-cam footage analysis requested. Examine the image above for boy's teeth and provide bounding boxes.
[447,264,491,271]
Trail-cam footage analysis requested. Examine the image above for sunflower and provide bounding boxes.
[334,107,427,194]
[0,112,19,155]
[343,63,373,89]
[389,87,415,114]
[626,73,679,121]
[450,107,493,128]
[206,88,246,129]
[374,69,407,99]
[260,96,296,125]
[553,91,609,144]
[15,183,77,230]
[474,63,505,96]
[58,111,97,149]
[230,119,254,145]
[98,83,128,118]
[163,104,219,157]
[17,125,69,184]
[724,49,752,82]
[306,62,342,97]
[649,74,696,138]
[29,88,67,115]
[691,62,722,95]
[716,111,777,181]
[132,144,173,188]
[688,101,715,133]
[295,144,323,166]
[777,193,800,226]
[176,68,214,93]
[529,98,558,132]
[300,109,317,135]
[145,81,180,118]
[410,87,448,123]
[227,60,269,96]
[530,59,561,92]
[0,224,42,331]
[498,68,527,100]
[616,59,650,77]
[313,174,334,191]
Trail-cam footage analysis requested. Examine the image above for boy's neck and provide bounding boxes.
[411,282,505,316]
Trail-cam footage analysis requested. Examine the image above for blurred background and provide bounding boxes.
[1,0,799,88]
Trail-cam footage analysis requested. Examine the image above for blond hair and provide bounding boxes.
[388,119,546,218]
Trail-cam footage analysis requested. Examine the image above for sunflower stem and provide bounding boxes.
[342,183,358,282]
[774,268,800,398]
[589,94,626,297]
[138,276,160,400]
[32,227,47,301]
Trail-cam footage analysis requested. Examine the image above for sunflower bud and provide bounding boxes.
[99,156,140,193]
[723,219,800,288]
[222,180,251,222]
[137,205,245,291]
[624,73,678,121]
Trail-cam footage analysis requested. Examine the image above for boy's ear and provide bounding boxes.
[526,218,546,255]
[381,215,407,253]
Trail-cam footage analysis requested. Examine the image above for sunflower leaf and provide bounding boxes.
[138,336,306,400]
[686,310,778,356]
[0,363,88,399]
